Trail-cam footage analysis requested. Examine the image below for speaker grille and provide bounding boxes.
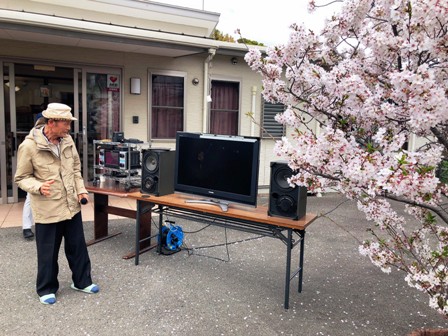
[273,166,294,190]
[143,151,159,173]
[142,176,157,194]
[275,195,296,213]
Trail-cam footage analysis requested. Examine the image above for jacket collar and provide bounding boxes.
[28,124,73,151]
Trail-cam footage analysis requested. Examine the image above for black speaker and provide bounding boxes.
[268,161,307,220]
[141,149,175,196]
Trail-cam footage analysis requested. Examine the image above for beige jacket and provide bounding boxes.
[14,124,88,224]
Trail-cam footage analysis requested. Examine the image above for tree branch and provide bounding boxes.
[384,194,448,225]
[431,126,448,152]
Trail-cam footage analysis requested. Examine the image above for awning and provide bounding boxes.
[0,9,257,58]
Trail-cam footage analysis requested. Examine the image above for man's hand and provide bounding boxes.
[39,180,55,197]
[78,193,89,204]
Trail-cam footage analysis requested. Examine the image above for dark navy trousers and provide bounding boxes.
[35,211,92,296]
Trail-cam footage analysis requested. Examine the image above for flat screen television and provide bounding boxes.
[174,132,260,210]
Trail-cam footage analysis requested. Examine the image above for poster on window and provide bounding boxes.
[40,86,51,97]
[107,75,120,92]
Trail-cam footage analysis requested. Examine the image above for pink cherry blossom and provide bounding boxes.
[246,0,448,316]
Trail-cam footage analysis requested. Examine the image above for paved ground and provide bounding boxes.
[1,193,448,336]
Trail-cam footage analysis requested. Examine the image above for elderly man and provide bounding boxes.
[15,103,99,305]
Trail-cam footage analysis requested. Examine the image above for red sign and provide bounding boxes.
[107,75,120,92]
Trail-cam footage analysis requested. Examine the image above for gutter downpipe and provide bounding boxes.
[251,85,257,136]
[202,48,216,133]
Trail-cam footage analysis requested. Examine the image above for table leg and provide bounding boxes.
[135,200,142,265]
[126,200,155,261]
[284,228,292,309]
[157,205,164,254]
[298,230,306,293]
[86,193,121,246]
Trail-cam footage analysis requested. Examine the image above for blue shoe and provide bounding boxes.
[39,294,56,305]
[71,283,99,294]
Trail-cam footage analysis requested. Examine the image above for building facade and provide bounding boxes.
[0,0,280,204]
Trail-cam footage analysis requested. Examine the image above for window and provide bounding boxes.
[151,74,184,139]
[210,80,239,135]
[261,100,285,138]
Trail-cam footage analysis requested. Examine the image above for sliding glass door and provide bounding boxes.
[0,62,76,203]
[0,62,122,203]
[0,62,13,204]
[82,69,121,181]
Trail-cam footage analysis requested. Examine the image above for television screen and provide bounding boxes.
[174,132,260,207]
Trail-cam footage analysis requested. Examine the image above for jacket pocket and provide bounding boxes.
[48,180,63,200]
[34,199,67,223]
[34,153,55,180]
[63,149,73,159]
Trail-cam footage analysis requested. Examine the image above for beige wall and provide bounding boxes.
[1,38,281,187]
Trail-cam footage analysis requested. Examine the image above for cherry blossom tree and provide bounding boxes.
[245,0,448,316]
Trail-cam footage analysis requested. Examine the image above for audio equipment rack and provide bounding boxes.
[92,139,150,191]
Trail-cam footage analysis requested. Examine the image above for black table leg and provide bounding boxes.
[157,206,164,254]
[135,200,142,265]
[284,228,292,309]
[87,193,122,246]
[133,200,157,264]
[298,230,306,293]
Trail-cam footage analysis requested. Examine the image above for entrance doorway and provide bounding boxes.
[0,62,122,204]
[1,62,74,203]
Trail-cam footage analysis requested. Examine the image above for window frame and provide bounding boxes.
[208,77,241,135]
[148,69,186,141]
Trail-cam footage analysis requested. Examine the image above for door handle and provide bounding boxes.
[10,132,16,156]
[76,133,83,151]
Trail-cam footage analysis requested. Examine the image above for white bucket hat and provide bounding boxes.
[42,103,77,121]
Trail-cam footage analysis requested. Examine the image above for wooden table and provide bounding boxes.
[127,192,317,309]
[85,181,154,259]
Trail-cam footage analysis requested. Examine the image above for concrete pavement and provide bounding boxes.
[1,193,447,335]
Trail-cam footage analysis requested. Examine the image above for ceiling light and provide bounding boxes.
[34,65,55,71]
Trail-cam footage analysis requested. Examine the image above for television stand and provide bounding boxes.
[185,198,230,212]
[128,192,318,309]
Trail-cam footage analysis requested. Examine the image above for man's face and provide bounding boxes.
[51,119,72,137]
